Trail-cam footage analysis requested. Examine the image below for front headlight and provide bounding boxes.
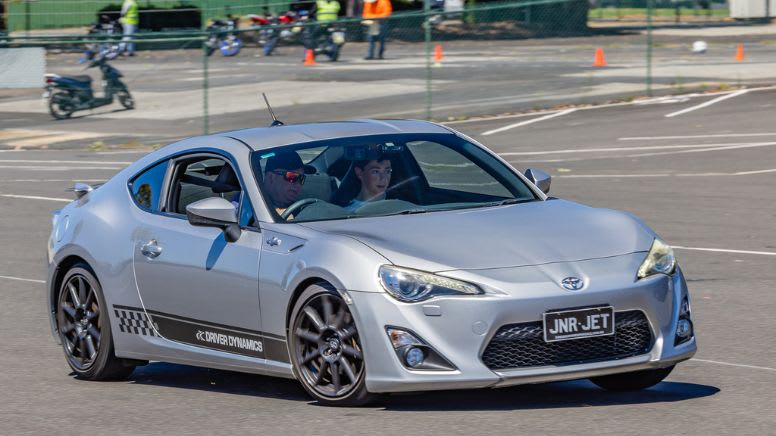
[637,238,676,279]
[378,265,483,302]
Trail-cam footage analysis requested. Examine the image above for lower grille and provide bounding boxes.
[482,310,653,370]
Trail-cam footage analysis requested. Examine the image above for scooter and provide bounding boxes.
[205,16,243,57]
[44,51,134,120]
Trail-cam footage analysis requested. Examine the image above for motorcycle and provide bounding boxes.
[205,17,243,57]
[84,15,122,60]
[248,11,304,56]
[308,23,346,62]
[44,51,134,120]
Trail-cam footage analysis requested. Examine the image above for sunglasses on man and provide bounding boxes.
[272,170,306,185]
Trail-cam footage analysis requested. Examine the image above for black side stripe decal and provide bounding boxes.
[112,305,289,362]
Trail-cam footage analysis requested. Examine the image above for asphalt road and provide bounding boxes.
[0,87,774,434]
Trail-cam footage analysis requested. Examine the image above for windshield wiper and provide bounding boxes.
[493,198,537,206]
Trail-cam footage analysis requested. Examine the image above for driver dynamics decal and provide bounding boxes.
[112,305,288,362]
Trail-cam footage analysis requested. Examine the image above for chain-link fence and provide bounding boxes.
[1,0,774,149]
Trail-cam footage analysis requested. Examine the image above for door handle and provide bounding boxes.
[141,240,163,259]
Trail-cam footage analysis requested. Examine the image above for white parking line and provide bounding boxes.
[692,358,776,372]
[499,141,776,157]
[555,168,776,178]
[0,179,105,183]
[0,166,122,171]
[665,90,749,118]
[672,246,776,256]
[0,275,45,284]
[481,109,577,136]
[619,133,776,141]
[0,160,132,165]
[1,194,71,202]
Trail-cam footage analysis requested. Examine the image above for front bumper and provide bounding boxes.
[347,256,697,394]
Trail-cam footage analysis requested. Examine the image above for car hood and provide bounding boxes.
[301,199,656,272]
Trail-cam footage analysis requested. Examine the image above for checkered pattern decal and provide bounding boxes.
[114,307,160,337]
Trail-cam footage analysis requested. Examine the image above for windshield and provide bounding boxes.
[251,133,539,223]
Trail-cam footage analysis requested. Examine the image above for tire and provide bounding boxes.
[49,92,74,120]
[116,88,134,110]
[288,283,374,406]
[590,365,674,391]
[55,263,136,380]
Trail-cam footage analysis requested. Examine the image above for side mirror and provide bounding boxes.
[186,197,242,242]
[71,182,93,199]
[524,168,551,194]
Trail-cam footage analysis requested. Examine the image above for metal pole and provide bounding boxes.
[424,0,432,120]
[25,0,30,36]
[646,0,653,97]
[202,0,209,135]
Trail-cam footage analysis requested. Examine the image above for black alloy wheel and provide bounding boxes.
[56,264,136,380]
[290,284,373,406]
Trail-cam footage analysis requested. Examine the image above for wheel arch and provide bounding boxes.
[47,252,99,342]
[285,277,335,335]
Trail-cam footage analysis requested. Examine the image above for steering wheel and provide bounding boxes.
[281,198,321,220]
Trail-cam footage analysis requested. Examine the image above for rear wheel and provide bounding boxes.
[289,283,373,406]
[590,365,674,391]
[56,264,136,380]
[49,92,74,120]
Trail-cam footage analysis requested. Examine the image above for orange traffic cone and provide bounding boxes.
[735,43,745,61]
[434,44,444,62]
[303,48,316,66]
[593,47,607,67]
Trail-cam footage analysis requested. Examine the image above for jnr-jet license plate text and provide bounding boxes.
[543,306,615,342]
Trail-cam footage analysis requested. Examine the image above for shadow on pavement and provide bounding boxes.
[121,362,718,410]
[126,362,310,402]
[381,379,719,411]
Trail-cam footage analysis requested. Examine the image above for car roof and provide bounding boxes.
[215,119,453,151]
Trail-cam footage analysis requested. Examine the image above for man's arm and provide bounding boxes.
[120,1,131,17]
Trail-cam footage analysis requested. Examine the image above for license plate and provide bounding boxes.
[543,306,614,342]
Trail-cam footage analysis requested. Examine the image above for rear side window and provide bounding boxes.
[129,160,169,211]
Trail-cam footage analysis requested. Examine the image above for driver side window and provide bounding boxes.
[165,155,255,227]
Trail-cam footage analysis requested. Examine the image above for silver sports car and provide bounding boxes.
[46,119,696,406]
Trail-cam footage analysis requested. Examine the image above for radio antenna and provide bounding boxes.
[262,93,284,127]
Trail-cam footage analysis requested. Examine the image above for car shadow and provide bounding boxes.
[119,362,718,410]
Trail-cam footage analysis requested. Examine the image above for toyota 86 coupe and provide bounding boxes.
[46,119,696,406]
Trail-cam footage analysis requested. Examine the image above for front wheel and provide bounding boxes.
[49,92,74,120]
[55,264,136,380]
[288,283,374,406]
[590,365,674,391]
[116,88,134,110]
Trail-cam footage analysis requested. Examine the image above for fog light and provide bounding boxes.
[676,319,692,338]
[404,347,425,368]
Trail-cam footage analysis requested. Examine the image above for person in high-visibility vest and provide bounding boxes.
[303,0,341,59]
[315,0,341,23]
[362,0,391,60]
[119,0,139,56]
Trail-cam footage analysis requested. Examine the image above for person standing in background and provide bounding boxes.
[119,0,139,56]
[361,0,391,60]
